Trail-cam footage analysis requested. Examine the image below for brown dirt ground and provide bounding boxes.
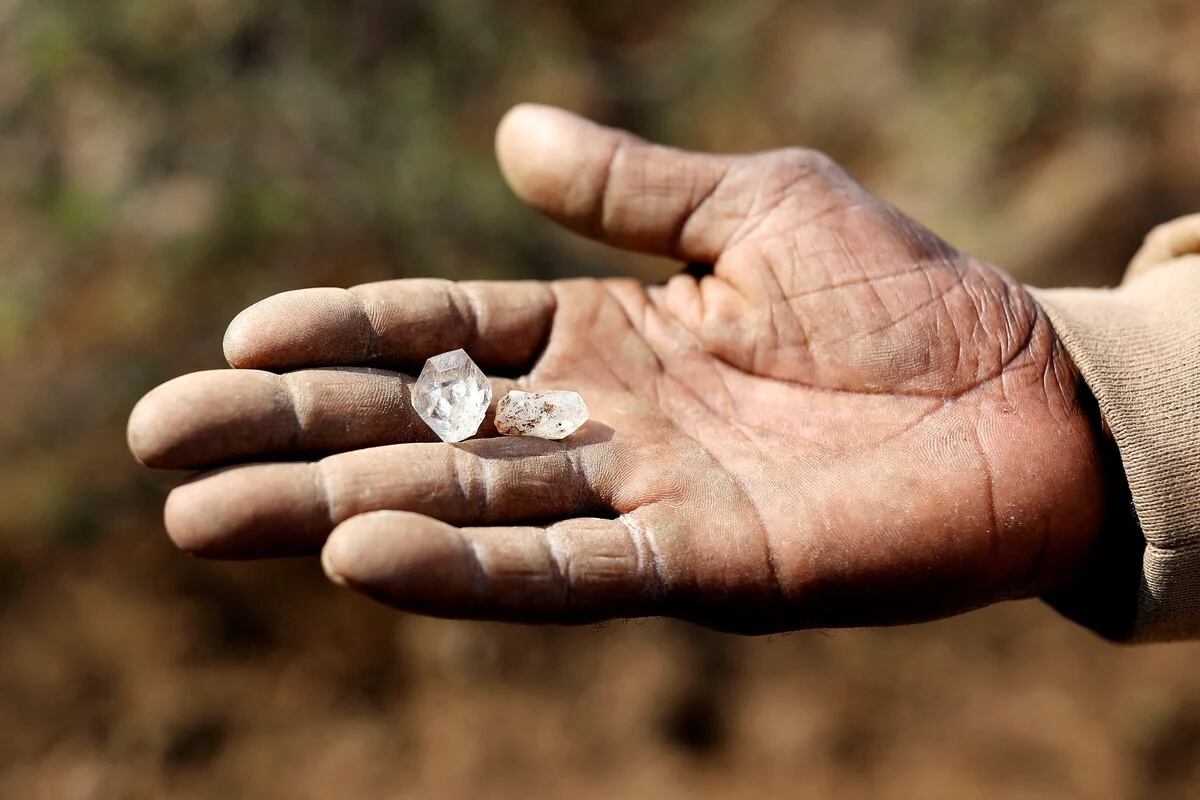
[3,1,1200,797]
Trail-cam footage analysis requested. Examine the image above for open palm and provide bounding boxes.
[129,105,1109,632]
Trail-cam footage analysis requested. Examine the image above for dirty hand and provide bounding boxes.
[129,104,1112,632]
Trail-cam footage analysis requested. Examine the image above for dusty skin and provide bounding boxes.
[128,104,1113,633]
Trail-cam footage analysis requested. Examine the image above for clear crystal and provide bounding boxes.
[410,349,492,443]
[495,390,589,440]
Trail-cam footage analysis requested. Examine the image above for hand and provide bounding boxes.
[129,104,1110,632]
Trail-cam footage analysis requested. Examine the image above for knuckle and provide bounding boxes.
[450,448,492,521]
[596,138,628,223]
[543,525,574,610]
[752,147,854,210]
[777,146,840,178]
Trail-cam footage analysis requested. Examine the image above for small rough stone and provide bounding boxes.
[495,390,589,440]
[410,349,492,443]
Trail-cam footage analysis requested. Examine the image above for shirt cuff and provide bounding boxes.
[1028,214,1200,641]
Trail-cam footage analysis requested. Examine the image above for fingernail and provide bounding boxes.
[321,532,351,587]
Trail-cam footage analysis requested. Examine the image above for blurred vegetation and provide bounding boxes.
[1,1,1199,797]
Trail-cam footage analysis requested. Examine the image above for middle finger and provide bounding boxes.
[163,434,616,558]
[128,367,518,469]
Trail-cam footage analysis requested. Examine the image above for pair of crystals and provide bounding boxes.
[411,349,589,443]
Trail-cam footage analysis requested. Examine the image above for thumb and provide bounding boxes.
[495,103,742,263]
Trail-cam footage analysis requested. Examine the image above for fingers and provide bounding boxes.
[497,104,852,264]
[223,278,556,372]
[496,104,740,262]
[164,435,612,558]
[128,368,520,469]
[321,510,664,623]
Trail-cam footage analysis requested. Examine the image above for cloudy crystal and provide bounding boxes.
[495,390,589,440]
[410,349,492,443]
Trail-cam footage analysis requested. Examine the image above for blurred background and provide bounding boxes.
[1,0,1199,797]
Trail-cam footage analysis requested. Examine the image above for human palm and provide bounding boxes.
[129,105,1109,632]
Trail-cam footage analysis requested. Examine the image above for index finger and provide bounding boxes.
[223,278,556,373]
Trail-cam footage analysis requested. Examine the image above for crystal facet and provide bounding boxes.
[411,349,492,443]
[494,390,589,440]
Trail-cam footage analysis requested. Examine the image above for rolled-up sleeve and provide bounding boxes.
[1029,214,1200,641]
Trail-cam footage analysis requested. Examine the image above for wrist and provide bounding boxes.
[1040,341,1141,638]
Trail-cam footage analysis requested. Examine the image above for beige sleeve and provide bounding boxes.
[1028,213,1200,641]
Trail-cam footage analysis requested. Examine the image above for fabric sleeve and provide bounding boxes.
[1027,214,1200,641]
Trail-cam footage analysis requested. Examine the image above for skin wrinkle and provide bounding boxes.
[847,264,966,341]
[790,197,864,232]
[543,523,573,610]
[763,247,936,299]
[730,244,788,377]
[994,308,1040,384]
[965,272,1019,381]
[755,150,836,222]
[701,337,1018,403]
[667,335,974,606]
[312,460,339,528]
[731,468,788,608]
[1002,281,1025,356]
[526,287,558,372]
[982,281,1009,371]
[652,276,701,331]
[706,350,744,422]
[701,368,806,458]
[617,511,667,601]
[277,372,307,451]
[609,283,748,448]
[715,156,800,256]
[995,354,1014,407]
[995,314,1052,412]
[866,398,955,450]
[696,231,1032,410]
[1003,369,1062,595]
[621,515,648,604]
[390,373,421,439]
[764,241,811,351]
[451,446,491,521]
[648,282,827,449]
[719,190,771,256]
[459,526,489,609]
[1045,342,1080,426]
[448,283,482,355]
[605,284,801,618]
[611,289,793,608]
[938,270,967,381]
[659,367,766,459]
[345,286,385,362]
[589,315,643,402]
[562,445,604,515]
[968,421,1003,582]
[597,137,627,244]
[671,158,730,259]
[973,411,1057,602]
[598,282,667,405]
[1038,354,1063,425]
[780,235,806,298]
[638,299,739,441]
[966,308,990,383]
[1013,332,1071,427]
[836,229,893,335]
[927,261,964,372]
